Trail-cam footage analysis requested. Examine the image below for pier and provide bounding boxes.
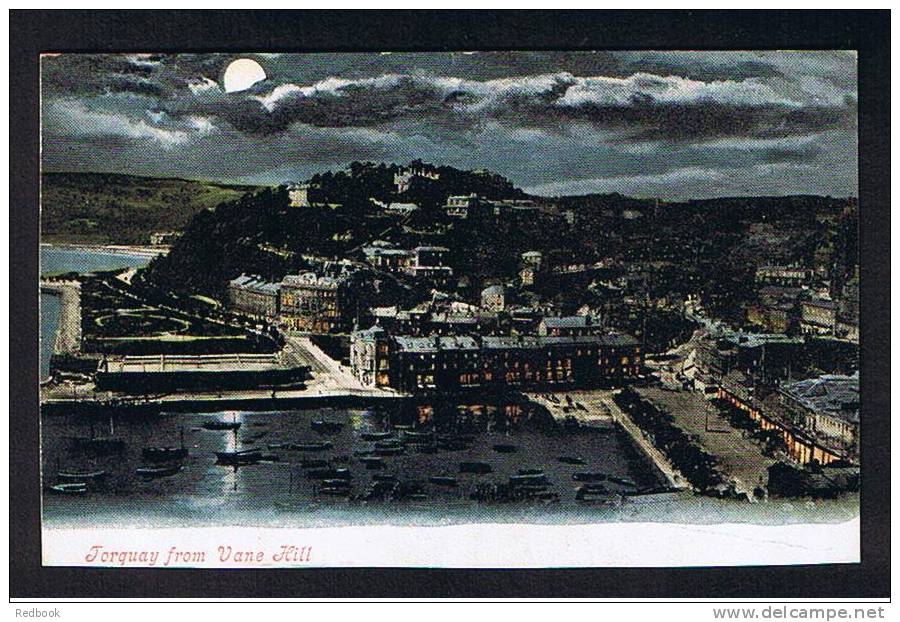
[40,279,82,356]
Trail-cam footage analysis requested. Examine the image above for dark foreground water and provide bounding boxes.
[41,404,859,528]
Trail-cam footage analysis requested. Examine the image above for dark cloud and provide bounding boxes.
[40,51,858,198]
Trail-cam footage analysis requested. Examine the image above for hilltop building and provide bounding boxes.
[287,183,342,209]
[394,166,440,193]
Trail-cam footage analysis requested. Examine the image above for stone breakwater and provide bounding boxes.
[40,280,82,356]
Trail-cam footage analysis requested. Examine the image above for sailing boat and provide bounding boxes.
[202,412,241,431]
[71,416,125,454]
[142,426,188,461]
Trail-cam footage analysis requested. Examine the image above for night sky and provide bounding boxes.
[41,51,858,199]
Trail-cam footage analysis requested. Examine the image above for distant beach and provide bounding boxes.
[40,242,169,259]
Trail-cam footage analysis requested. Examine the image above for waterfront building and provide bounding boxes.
[227,274,281,318]
[350,328,642,392]
[349,324,392,387]
[716,371,850,466]
[481,285,506,312]
[778,372,859,461]
[279,271,354,333]
[96,353,309,393]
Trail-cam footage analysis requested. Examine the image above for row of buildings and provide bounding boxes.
[746,264,859,343]
[360,242,454,287]
[350,324,642,393]
[681,327,860,466]
[227,265,358,333]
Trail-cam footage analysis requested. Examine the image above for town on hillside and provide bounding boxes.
[41,160,860,502]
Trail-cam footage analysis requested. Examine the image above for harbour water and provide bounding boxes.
[40,245,151,380]
[40,247,860,529]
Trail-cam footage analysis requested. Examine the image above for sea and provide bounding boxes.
[39,246,860,529]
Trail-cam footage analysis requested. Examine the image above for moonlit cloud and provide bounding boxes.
[40,51,857,198]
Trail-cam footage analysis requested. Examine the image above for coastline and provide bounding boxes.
[41,241,169,259]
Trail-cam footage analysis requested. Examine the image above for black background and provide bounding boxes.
[10,10,890,599]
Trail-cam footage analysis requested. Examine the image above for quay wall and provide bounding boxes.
[41,392,406,417]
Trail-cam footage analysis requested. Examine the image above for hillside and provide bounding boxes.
[40,172,261,245]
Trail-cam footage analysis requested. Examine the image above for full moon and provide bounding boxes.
[222,58,267,93]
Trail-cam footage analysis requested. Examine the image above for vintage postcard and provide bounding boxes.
[39,50,860,568]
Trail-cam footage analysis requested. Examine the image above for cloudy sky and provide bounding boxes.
[41,51,858,199]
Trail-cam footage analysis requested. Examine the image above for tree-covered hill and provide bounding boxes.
[41,172,260,245]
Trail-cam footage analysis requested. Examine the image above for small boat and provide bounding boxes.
[393,424,414,431]
[291,441,333,452]
[360,431,393,441]
[557,456,586,465]
[71,436,125,455]
[142,426,187,462]
[576,484,611,501]
[215,449,262,466]
[306,467,352,480]
[203,420,241,431]
[459,461,492,474]
[360,457,384,469]
[142,446,188,461]
[609,477,637,488]
[321,478,351,488]
[319,487,350,496]
[71,417,125,455]
[57,469,107,483]
[518,469,545,476]
[311,420,344,434]
[510,473,548,486]
[268,442,288,450]
[47,482,87,495]
[573,472,607,482]
[300,459,330,469]
[136,464,182,478]
[429,476,457,487]
[374,445,405,457]
[493,444,518,453]
[374,438,403,449]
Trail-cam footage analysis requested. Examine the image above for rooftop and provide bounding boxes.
[780,373,860,424]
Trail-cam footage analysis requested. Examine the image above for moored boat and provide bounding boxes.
[47,482,88,495]
[136,464,183,478]
[459,461,492,474]
[573,472,607,482]
[215,449,262,466]
[360,431,393,441]
[311,419,344,434]
[203,420,241,431]
[57,469,107,483]
[557,455,586,465]
[291,441,333,452]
